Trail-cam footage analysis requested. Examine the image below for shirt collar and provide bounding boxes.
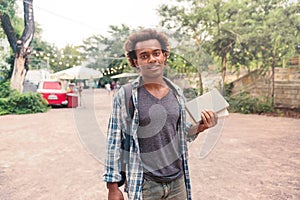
[130,76,183,96]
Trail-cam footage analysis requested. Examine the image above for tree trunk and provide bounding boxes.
[198,71,203,95]
[221,54,227,95]
[10,56,27,92]
[0,0,34,93]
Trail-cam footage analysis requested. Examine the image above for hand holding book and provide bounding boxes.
[185,88,229,124]
[196,109,218,132]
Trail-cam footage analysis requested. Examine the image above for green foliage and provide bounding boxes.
[167,52,195,74]
[0,98,9,115]
[0,55,14,80]
[98,76,112,88]
[0,0,23,38]
[0,81,11,98]
[158,0,300,74]
[0,81,49,115]
[103,56,129,76]
[7,91,49,114]
[30,40,83,72]
[80,24,132,73]
[0,0,16,17]
[183,88,198,101]
[227,92,273,114]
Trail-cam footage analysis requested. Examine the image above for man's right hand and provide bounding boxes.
[107,183,124,200]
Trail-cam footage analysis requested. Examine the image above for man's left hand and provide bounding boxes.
[199,109,218,131]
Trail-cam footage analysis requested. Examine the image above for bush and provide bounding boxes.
[7,91,50,114]
[0,81,12,98]
[227,92,273,114]
[0,81,50,115]
[183,88,198,100]
[0,98,10,115]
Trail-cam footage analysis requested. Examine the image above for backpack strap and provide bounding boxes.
[118,83,134,187]
[122,83,134,153]
[123,83,134,119]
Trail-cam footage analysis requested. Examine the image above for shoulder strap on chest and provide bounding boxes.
[123,83,134,119]
[121,83,134,166]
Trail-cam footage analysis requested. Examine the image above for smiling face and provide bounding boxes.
[134,39,167,82]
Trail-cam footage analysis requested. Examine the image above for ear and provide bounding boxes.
[133,59,138,67]
[163,53,168,64]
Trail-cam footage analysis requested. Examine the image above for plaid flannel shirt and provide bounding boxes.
[103,76,198,200]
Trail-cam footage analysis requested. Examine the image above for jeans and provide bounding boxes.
[142,176,187,200]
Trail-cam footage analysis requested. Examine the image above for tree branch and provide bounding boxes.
[0,13,17,53]
[21,0,34,49]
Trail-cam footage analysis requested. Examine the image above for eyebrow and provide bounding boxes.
[137,48,162,55]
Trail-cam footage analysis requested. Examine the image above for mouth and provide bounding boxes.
[146,64,161,70]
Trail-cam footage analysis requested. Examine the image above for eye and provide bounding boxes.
[139,54,149,59]
[153,51,161,57]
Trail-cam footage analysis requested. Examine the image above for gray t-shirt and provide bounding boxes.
[137,86,183,182]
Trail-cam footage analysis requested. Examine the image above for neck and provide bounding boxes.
[142,77,169,99]
[142,76,164,84]
[143,78,167,90]
[142,77,166,88]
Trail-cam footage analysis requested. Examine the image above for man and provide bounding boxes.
[103,29,218,200]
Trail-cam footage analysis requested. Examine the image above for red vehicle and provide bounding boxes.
[37,80,68,106]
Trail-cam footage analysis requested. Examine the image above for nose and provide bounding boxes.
[148,54,157,63]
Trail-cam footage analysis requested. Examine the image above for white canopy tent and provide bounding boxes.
[110,72,139,79]
[54,66,103,80]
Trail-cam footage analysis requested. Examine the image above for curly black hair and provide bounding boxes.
[124,28,170,68]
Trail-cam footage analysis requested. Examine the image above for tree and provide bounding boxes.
[227,0,300,105]
[158,0,300,97]
[29,32,84,73]
[158,0,230,94]
[0,0,34,92]
[80,24,132,75]
[166,32,212,95]
[258,1,299,105]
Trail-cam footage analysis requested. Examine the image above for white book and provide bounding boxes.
[185,88,229,123]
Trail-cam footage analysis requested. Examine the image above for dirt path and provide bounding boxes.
[0,89,299,200]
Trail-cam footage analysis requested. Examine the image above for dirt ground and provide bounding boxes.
[0,88,299,200]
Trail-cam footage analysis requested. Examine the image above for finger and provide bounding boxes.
[202,111,212,127]
[203,110,213,122]
[214,112,218,124]
[203,110,217,127]
[210,112,218,126]
[208,111,214,120]
[207,111,216,126]
[201,112,208,125]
